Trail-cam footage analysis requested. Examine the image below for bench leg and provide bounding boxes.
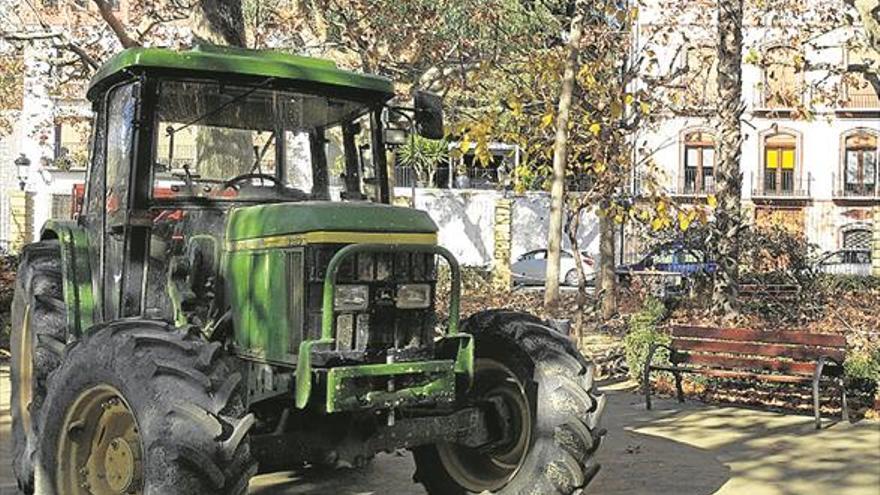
[674,371,685,403]
[644,364,653,410]
[813,358,825,430]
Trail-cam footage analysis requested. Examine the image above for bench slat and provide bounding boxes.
[671,338,846,362]
[671,325,846,348]
[652,367,813,384]
[673,354,819,375]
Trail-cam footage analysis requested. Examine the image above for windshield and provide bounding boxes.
[152,79,380,202]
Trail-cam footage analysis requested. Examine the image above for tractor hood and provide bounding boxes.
[226,201,438,243]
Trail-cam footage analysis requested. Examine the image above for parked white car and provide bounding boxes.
[815,249,871,276]
[511,249,596,286]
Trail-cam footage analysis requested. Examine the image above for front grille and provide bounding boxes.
[302,244,437,361]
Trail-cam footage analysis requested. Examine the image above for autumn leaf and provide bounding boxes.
[589,122,601,135]
[651,216,665,231]
[624,94,635,106]
[540,113,554,129]
[640,101,650,114]
[707,194,718,208]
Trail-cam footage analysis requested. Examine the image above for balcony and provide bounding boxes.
[671,169,716,197]
[750,172,812,201]
[832,172,879,202]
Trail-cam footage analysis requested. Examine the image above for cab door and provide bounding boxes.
[100,82,141,320]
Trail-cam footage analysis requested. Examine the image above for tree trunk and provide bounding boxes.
[711,0,745,317]
[545,0,586,311]
[566,209,587,344]
[191,0,247,47]
[598,213,617,320]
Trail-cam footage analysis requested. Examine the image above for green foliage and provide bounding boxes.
[844,348,880,391]
[817,274,880,293]
[624,297,669,382]
[398,136,449,186]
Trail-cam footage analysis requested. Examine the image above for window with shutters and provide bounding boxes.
[843,48,880,109]
[681,46,718,109]
[681,131,716,194]
[762,133,797,195]
[842,131,877,196]
[761,46,802,109]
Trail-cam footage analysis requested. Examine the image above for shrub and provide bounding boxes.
[623,297,669,382]
[844,348,880,393]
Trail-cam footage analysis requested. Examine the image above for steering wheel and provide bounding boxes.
[222,173,279,190]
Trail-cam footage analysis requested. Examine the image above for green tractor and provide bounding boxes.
[10,44,605,495]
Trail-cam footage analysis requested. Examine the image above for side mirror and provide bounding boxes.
[414,91,444,139]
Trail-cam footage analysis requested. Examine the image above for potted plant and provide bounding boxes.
[398,136,448,188]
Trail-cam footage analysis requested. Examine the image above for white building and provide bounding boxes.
[634,2,878,255]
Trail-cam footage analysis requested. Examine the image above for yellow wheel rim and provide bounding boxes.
[436,358,532,492]
[56,385,144,495]
[18,304,33,435]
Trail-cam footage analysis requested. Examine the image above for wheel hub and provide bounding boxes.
[57,386,144,495]
[436,358,532,492]
[104,437,137,492]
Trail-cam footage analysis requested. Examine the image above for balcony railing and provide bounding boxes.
[842,92,880,110]
[675,168,716,196]
[832,172,879,199]
[750,172,812,199]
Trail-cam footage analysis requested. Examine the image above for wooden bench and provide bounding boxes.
[644,325,848,429]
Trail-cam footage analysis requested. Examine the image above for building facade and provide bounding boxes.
[634,4,879,257]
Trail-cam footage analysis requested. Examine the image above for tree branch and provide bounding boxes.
[92,0,141,48]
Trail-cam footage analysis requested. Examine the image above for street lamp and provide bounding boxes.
[14,154,30,191]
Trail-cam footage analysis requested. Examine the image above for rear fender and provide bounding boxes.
[40,220,96,337]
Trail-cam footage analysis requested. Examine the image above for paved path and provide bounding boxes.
[1,366,878,495]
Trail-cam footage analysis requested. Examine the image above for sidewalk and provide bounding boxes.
[1,366,879,494]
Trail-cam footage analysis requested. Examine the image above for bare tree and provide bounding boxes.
[545,0,586,310]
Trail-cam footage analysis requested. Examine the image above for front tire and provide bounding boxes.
[10,241,66,493]
[413,310,606,494]
[36,320,256,495]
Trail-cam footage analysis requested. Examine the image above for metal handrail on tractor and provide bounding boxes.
[320,243,462,340]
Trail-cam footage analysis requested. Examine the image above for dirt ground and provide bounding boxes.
[1,366,878,495]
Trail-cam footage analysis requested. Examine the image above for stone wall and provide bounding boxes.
[8,189,32,254]
[873,207,880,277]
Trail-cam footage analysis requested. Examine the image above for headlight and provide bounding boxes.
[396,283,431,309]
[335,285,369,311]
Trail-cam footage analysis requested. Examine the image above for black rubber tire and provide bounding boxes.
[413,310,606,494]
[564,269,579,287]
[10,240,66,494]
[36,320,257,495]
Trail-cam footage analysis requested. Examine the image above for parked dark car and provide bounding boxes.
[815,249,871,276]
[617,243,717,279]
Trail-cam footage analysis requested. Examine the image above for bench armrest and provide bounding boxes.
[645,342,676,370]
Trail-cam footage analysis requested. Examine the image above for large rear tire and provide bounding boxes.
[36,320,256,495]
[413,310,606,494]
[10,241,66,493]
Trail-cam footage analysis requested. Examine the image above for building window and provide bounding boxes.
[844,48,880,109]
[843,132,877,195]
[763,133,797,194]
[681,46,718,109]
[0,55,24,111]
[762,46,801,109]
[54,118,91,169]
[842,228,871,250]
[682,131,715,194]
[51,194,73,220]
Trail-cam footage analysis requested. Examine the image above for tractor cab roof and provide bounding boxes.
[87,44,395,102]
